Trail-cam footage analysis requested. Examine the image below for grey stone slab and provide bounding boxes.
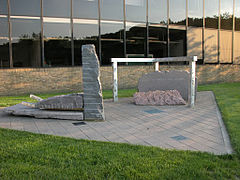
[138,71,197,101]
[82,44,105,121]
[2,104,83,121]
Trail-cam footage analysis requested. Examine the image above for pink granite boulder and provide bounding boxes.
[133,90,186,106]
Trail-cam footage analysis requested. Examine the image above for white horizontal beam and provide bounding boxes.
[111,56,195,63]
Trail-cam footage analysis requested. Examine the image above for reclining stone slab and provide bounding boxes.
[22,93,84,111]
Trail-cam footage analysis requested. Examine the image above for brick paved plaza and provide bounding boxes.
[0,91,233,155]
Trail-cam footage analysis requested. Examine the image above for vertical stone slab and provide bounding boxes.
[82,45,105,120]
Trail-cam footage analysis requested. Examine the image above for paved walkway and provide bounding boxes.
[0,91,233,155]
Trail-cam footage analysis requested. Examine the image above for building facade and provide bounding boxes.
[0,0,240,68]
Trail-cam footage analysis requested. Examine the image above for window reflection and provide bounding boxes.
[101,22,124,65]
[220,0,233,30]
[169,0,186,25]
[0,0,8,15]
[126,0,146,22]
[188,0,203,27]
[0,18,9,68]
[205,0,219,29]
[126,22,146,56]
[100,0,123,20]
[12,18,41,67]
[235,0,240,31]
[10,0,40,16]
[73,0,98,19]
[73,19,99,65]
[44,21,71,66]
[169,29,186,57]
[149,25,167,58]
[43,0,70,17]
[149,0,167,24]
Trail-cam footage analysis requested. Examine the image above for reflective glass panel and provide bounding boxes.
[126,22,146,55]
[220,0,233,30]
[149,0,167,24]
[169,29,186,57]
[10,0,40,16]
[188,0,203,27]
[12,18,41,67]
[0,0,8,15]
[101,22,124,65]
[0,18,9,67]
[126,0,146,22]
[169,0,186,25]
[100,0,123,20]
[73,20,99,65]
[205,0,219,29]
[43,0,70,17]
[149,26,167,58]
[235,0,240,31]
[44,21,71,66]
[73,0,98,19]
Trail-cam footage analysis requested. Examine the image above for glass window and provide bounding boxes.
[126,0,146,22]
[44,21,71,66]
[10,0,40,16]
[204,29,218,63]
[169,29,186,57]
[235,0,240,31]
[149,0,167,24]
[149,26,167,58]
[43,0,70,17]
[73,0,98,19]
[126,22,146,56]
[0,0,8,15]
[73,19,99,65]
[101,22,124,65]
[220,0,233,30]
[188,0,203,27]
[187,27,202,59]
[169,0,186,25]
[205,0,219,29]
[0,18,9,67]
[219,30,232,63]
[11,18,41,67]
[100,0,123,20]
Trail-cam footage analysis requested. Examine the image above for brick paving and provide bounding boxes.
[0,91,233,155]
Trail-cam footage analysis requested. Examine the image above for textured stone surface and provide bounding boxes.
[82,45,105,121]
[36,93,83,110]
[138,71,197,101]
[133,90,186,105]
[2,104,83,120]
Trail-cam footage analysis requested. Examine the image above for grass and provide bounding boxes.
[0,82,240,179]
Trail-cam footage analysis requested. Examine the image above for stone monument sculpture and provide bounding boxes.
[3,44,105,121]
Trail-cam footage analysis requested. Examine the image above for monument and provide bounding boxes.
[3,45,105,121]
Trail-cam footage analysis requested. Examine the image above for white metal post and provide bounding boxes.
[113,61,118,102]
[190,56,197,107]
[154,62,159,71]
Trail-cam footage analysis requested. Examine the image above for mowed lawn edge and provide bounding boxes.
[0,82,240,179]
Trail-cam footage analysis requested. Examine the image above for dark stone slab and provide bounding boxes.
[138,71,197,101]
[2,104,83,121]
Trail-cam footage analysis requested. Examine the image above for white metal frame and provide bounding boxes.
[111,56,198,107]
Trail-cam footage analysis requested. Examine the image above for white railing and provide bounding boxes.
[111,56,198,107]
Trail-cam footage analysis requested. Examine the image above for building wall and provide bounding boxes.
[0,65,239,96]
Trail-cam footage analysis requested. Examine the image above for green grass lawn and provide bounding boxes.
[0,82,240,179]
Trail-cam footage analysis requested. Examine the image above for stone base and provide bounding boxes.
[2,104,84,121]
